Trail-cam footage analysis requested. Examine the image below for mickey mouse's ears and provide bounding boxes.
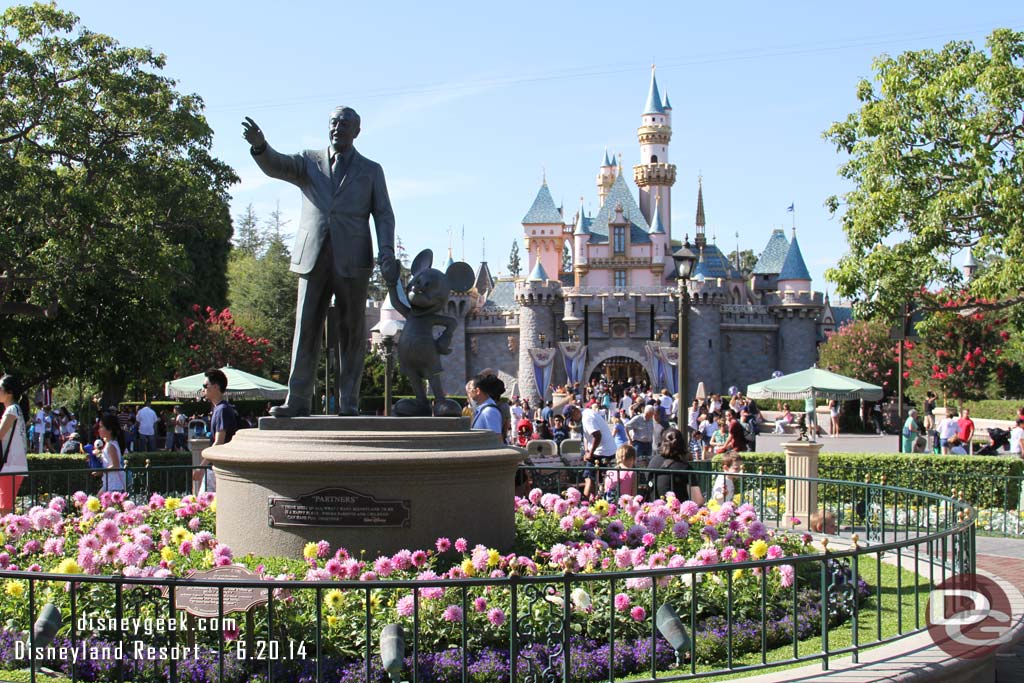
[446,262,475,292]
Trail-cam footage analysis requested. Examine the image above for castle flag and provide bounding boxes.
[786,203,794,212]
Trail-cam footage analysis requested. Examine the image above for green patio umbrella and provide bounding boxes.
[164,367,288,400]
[745,366,883,402]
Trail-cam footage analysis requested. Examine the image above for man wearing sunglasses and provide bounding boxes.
[193,368,237,491]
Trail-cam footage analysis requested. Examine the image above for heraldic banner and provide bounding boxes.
[557,341,588,386]
[528,347,558,400]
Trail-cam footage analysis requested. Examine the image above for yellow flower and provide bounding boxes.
[750,539,769,560]
[733,569,745,582]
[368,592,381,612]
[161,546,176,562]
[326,615,339,628]
[590,499,609,516]
[0,531,5,545]
[55,558,83,574]
[4,580,25,598]
[210,498,217,513]
[85,497,101,513]
[170,527,192,545]
[707,499,720,511]
[325,589,344,611]
[487,549,501,568]
[164,497,181,511]
[303,543,319,560]
[460,559,476,577]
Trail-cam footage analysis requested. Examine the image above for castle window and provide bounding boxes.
[613,226,626,254]
[651,155,658,163]
[614,270,627,288]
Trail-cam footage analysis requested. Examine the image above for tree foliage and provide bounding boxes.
[226,227,296,377]
[562,242,572,273]
[176,306,272,376]
[727,248,757,275]
[824,29,1024,320]
[508,240,521,278]
[817,320,898,395]
[0,3,236,404]
[907,290,1014,403]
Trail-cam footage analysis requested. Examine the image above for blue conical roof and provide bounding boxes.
[528,260,549,281]
[574,198,589,235]
[602,148,613,167]
[643,69,665,115]
[664,91,672,110]
[444,248,454,270]
[522,182,564,224]
[752,229,790,275]
[778,234,812,281]
[648,195,666,235]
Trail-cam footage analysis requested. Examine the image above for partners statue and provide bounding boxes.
[242,107,399,417]
[388,249,474,417]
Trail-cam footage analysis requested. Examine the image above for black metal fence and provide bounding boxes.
[0,464,976,683]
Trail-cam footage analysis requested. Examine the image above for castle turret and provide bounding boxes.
[634,67,676,242]
[777,229,812,294]
[771,229,822,374]
[572,197,590,286]
[751,228,790,296]
[597,149,615,208]
[694,177,707,250]
[648,192,668,268]
[522,179,565,281]
[962,247,978,282]
[515,275,560,405]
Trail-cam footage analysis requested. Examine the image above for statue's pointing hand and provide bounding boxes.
[242,117,266,150]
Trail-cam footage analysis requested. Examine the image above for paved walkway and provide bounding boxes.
[968,537,1024,682]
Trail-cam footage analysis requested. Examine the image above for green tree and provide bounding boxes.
[817,319,898,395]
[824,29,1024,320]
[562,241,572,273]
[508,240,522,278]
[727,248,757,275]
[0,3,236,405]
[233,203,265,257]
[227,230,296,377]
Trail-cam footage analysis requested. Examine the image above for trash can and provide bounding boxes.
[188,419,208,496]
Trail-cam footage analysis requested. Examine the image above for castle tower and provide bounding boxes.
[597,149,616,208]
[694,177,707,250]
[648,192,667,268]
[634,67,676,241]
[515,270,560,405]
[962,248,978,282]
[521,179,565,281]
[772,229,822,374]
[572,197,590,286]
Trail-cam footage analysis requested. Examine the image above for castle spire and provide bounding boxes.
[694,177,707,248]
[643,65,665,115]
[648,193,666,235]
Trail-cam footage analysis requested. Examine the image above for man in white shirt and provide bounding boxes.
[570,402,615,499]
[619,392,633,415]
[937,410,960,454]
[33,402,46,453]
[135,400,160,453]
[1011,418,1024,457]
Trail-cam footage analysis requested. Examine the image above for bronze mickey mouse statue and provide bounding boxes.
[388,249,475,417]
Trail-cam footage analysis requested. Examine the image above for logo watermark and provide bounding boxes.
[927,573,1018,658]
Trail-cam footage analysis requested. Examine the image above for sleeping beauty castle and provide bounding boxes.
[372,69,846,405]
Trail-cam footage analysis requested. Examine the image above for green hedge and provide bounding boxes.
[715,451,1023,509]
[955,400,1022,421]
[22,451,196,502]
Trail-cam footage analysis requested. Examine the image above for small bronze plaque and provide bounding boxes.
[160,566,269,618]
[268,486,411,528]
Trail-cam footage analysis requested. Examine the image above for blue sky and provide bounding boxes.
[54,1,1023,290]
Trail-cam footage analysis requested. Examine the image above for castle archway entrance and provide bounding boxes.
[589,356,649,385]
[583,346,654,390]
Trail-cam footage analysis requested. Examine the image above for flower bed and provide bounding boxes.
[0,489,867,682]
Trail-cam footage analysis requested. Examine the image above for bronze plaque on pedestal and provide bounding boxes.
[160,566,268,618]
[268,487,411,528]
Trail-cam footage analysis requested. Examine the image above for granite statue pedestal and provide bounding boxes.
[783,440,823,529]
[203,417,524,558]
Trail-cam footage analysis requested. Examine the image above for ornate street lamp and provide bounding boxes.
[672,238,698,428]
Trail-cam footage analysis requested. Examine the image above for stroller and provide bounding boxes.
[976,427,1011,455]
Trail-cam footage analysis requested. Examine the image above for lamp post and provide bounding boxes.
[672,239,698,429]
[379,320,403,417]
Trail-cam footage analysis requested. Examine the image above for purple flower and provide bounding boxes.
[442,605,464,622]
[487,608,506,626]
[614,593,631,611]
